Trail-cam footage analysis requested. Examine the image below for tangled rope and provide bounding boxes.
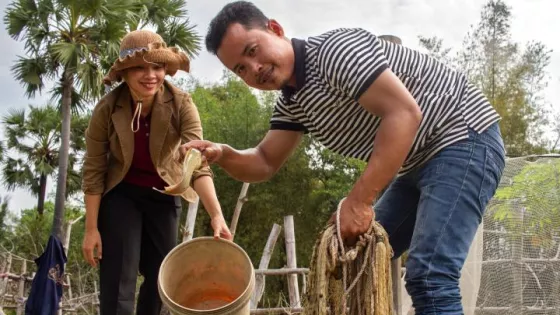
[302,199,393,315]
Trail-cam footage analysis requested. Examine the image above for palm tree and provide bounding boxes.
[133,0,201,56]
[0,196,9,242]
[4,0,200,240]
[1,105,85,215]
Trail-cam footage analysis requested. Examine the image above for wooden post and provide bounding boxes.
[183,197,199,242]
[230,183,250,240]
[67,273,73,301]
[94,280,100,315]
[511,207,523,314]
[16,259,26,315]
[391,258,402,315]
[284,216,300,307]
[63,215,84,256]
[554,267,560,315]
[0,253,12,312]
[301,273,307,298]
[251,223,282,308]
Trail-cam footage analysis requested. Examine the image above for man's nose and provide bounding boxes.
[249,62,262,78]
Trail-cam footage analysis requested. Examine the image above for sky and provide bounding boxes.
[0,0,559,214]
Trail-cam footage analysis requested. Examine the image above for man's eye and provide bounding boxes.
[249,46,257,56]
[237,66,246,75]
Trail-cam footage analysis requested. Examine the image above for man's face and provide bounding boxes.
[217,21,295,91]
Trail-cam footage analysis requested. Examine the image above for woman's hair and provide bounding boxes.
[205,1,269,55]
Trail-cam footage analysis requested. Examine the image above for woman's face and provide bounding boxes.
[123,63,166,100]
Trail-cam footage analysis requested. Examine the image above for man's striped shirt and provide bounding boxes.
[270,28,501,174]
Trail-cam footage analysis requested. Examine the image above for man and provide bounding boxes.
[185,1,506,314]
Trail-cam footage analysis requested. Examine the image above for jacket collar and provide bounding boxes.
[111,82,174,169]
[114,83,174,108]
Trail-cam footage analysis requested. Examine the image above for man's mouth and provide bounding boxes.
[259,66,273,85]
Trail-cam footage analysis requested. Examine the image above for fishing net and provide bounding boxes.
[303,199,393,315]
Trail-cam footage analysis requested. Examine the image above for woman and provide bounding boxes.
[81,30,232,315]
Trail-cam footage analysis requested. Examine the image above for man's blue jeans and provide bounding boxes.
[375,123,506,315]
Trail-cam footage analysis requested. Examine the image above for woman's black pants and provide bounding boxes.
[98,182,181,315]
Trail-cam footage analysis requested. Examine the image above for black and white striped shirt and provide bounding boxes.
[270,28,500,174]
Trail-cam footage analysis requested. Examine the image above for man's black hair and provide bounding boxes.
[205,1,269,55]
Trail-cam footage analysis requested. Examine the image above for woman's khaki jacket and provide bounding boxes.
[81,80,211,202]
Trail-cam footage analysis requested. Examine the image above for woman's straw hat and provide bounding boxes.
[103,30,190,85]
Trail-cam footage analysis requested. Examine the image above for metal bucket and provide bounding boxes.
[158,237,255,315]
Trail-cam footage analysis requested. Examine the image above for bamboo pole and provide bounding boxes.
[301,273,307,298]
[251,223,282,308]
[284,216,300,307]
[63,216,84,256]
[16,260,26,315]
[183,197,199,242]
[230,183,250,240]
[66,273,73,301]
[391,258,402,315]
[249,306,560,314]
[512,207,524,314]
[0,253,12,312]
[250,307,303,314]
[94,280,100,315]
[254,268,308,276]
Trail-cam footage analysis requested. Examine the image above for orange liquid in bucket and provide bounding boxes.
[180,289,238,310]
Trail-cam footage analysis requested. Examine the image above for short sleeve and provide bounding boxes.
[317,28,389,100]
[269,96,308,133]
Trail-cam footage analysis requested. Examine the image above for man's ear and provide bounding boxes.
[267,19,285,37]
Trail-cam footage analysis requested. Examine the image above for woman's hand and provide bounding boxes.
[82,228,102,267]
[211,215,233,241]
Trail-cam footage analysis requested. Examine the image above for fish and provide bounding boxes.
[154,148,202,196]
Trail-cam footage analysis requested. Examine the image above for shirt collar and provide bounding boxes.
[281,38,307,100]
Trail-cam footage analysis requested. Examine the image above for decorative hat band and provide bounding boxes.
[119,46,150,59]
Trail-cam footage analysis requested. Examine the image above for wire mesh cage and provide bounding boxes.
[477,155,560,315]
[400,155,560,315]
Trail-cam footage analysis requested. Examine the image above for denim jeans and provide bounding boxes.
[375,122,505,315]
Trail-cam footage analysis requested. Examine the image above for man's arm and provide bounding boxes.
[218,129,303,182]
[348,69,422,204]
[185,129,303,183]
[334,67,422,244]
[316,28,422,208]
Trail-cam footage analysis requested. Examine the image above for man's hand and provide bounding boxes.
[180,140,223,164]
[82,229,102,267]
[211,215,233,241]
[330,197,374,246]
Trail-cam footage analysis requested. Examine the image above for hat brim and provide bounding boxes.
[103,44,190,85]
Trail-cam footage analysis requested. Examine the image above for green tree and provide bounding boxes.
[1,105,86,215]
[132,0,200,56]
[492,158,560,252]
[417,36,452,65]
[4,0,133,239]
[3,202,90,288]
[462,0,552,155]
[4,0,201,239]
[418,0,552,156]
